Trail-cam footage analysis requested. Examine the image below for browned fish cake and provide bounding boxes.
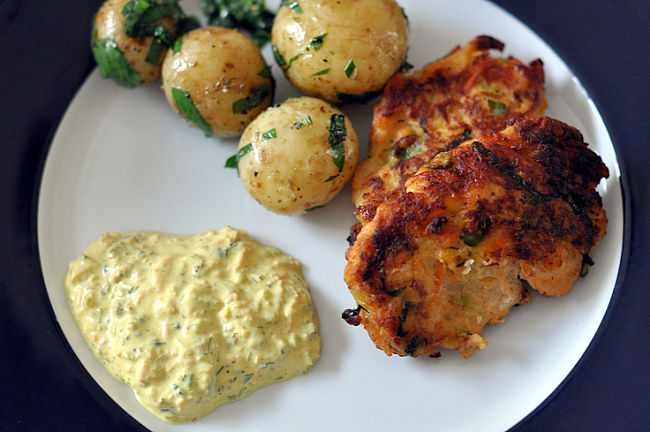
[352,36,547,226]
[344,117,608,358]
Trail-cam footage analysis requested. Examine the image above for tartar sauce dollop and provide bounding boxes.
[65,227,320,423]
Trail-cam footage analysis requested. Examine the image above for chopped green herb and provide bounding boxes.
[336,89,383,105]
[458,328,471,336]
[176,15,200,35]
[488,99,507,114]
[184,373,193,388]
[172,35,183,54]
[121,0,194,64]
[271,45,287,67]
[232,83,270,114]
[293,114,312,129]
[286,1,302,13]
[285,53,302,70]
[453,294,472,308]
[327,114,347,171]
[262,128,277,140]
[257,65,272,79]
[91,37,143,87]
[398,139,423,159]
[309,33,327,51]
[325,174,339,182]
[203,337,212,355]
[272,45,286,66]
[305,205,326,212]
[418,117,430,135]
[203,0,275,47]
[172,87,213,136]
[397,58,414,72]
[122,0,181,36]
[144,24,173,64]
[429,152,454,170]
[397,299,413,337]
[460,231,485,247]
[225,143,253,168]
[313,67,331,76]
[344,59,356,78]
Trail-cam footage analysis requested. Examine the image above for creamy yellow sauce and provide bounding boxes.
[64,227,320,423]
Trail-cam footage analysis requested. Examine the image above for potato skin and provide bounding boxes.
[271,0,408,103]
[237,97,359,214]
[161,26,273,137]
[94,0,176,85]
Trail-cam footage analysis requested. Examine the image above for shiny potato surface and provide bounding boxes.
[161,26,273,137]
[93,0,176,85]
[237,97,359,214]
[271,0,408,104]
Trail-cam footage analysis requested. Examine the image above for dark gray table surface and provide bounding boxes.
[1,1,647,430]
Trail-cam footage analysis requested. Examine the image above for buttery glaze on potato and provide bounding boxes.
[271,0,408,104]
[237,97,359,214]
[93,0,176,85]
[162,26,273,137]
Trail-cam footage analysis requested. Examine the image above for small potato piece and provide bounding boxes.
[162,26,273,137]
[93,0,176,86]
[237,97,359,214]
[271,0,408,104]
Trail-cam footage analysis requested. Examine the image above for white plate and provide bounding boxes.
[37,0,623,431]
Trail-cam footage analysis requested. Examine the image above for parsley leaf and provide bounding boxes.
[460,231,485,247]
[285,1,302,13]
[327,114,347,171]
[225,143,253,168]
[171,87,213,136]
[309,33,327,51]
[202,0,275,47]
[121,0,196,65]
[344,59,355,78]
[488,99,507,114]
[91,37,143,87]
[272,45,286,67]
[335,89,383,105]
[262,128,277,140]
[232,83,271,114]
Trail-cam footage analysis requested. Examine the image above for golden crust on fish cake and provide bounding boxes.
[352,36,547,225]
[344,117,608,358]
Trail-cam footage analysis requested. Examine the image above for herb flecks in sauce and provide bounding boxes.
[64,228,321,424]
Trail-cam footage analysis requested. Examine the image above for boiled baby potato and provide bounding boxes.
[161,26,273,137]
[235,97,359,214]
[92,0,178,87]
[271,0,408,104]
